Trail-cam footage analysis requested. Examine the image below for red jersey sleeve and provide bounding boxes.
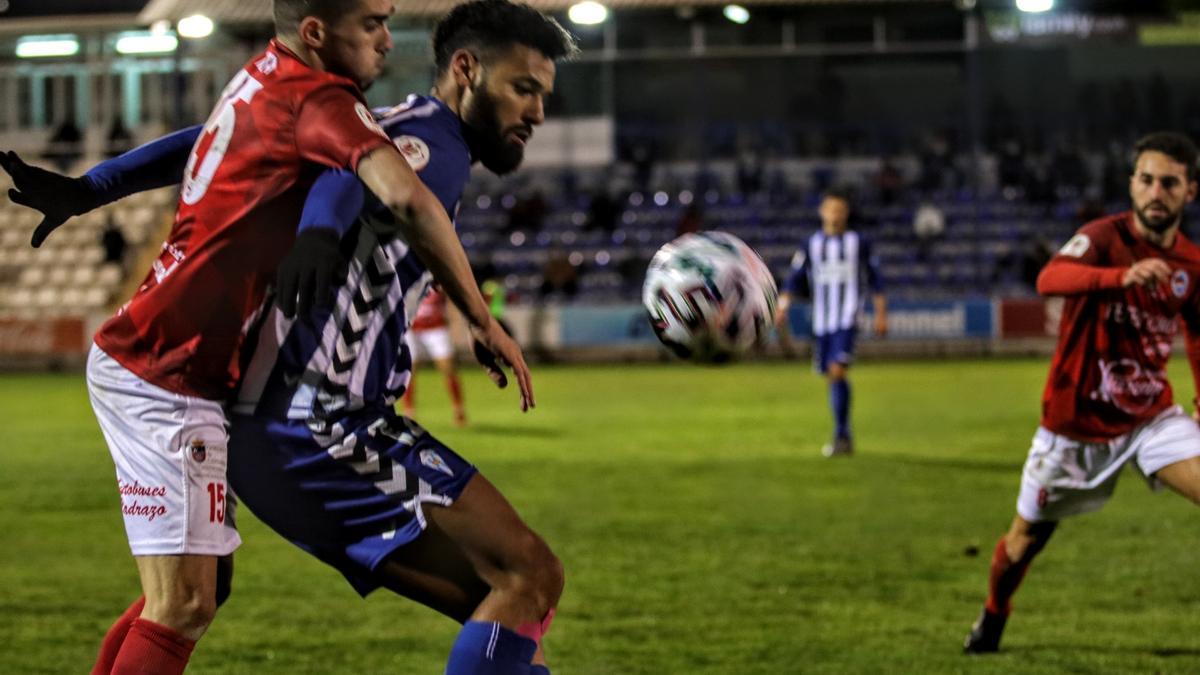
[295,85,392,172]
[1036,224,1126,296]
[1036,260,1125,295]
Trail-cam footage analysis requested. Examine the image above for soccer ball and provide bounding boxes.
[642,231,778,362]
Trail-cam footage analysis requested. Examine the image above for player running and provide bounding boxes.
[775,187,887,456]
[964,132,1200,654]
[8,2,572,672]
[1,1,530,672]
[402,285,469,426]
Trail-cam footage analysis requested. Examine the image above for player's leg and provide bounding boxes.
[825,362,851,453]
[92,554,233,674]
[819,329,855,456]
[86,345,239,674]
[1133,408,1200,505]
[966,427,1126,653]
[425,328,465,425]
[965,515,1058,653]
[425,474,563,674]
[403,333,419,417]
[434,357,467,426]
[1155,456,1200,503]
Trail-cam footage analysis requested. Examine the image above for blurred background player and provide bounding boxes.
[775,187,887,457]
[403,285,469,427]
[964,132,1200,654]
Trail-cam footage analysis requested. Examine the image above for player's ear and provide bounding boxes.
[297,15,327,49]
[451,49,479,90]
[1187,177,1198,203]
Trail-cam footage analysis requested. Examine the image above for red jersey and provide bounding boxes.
[412,288,449,331]
[94,40,391,400]
[1038,211,1200,441]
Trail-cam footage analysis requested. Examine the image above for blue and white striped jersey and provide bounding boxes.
[233,95,472,426]
[784,230,883,336]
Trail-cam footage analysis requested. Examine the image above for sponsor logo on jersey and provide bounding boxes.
[1059,233,1091,257]
[419,449,454,476]
[394,135,431,172]
[1092,358,1166,415]
[190,439,207,463]
[355,103,388,138]
[1172,269,1189,298]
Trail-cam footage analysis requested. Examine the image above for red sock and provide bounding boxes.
[110,618,195,675]
[985,536,1032,616]
[446,373,464,409]
[402,379,416,413]
[91,596,146,675]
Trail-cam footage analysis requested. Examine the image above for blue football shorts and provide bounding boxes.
[814,328,857,374]
[227,408,477,596]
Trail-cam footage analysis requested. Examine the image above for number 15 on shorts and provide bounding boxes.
[207,482,226,523]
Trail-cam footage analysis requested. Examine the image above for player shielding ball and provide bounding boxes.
[1,1,531,672]
[8,2,570,673]
[776,188,887,457]
[965,132,1200,653]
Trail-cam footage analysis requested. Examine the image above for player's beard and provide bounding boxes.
[462,83,526,176]
[1134,200,1181,234]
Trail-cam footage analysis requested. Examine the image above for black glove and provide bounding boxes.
[0,150,102,247]
[275,228,348,319]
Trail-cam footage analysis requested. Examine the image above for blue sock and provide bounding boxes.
[830,378,851,439]
[530,667,551,675]
[446,621,537,675]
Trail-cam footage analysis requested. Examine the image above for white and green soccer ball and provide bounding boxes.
[642,231,778,363]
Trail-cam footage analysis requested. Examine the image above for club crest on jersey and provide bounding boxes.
[190,439,207,463]
[419,449,454,476]
[394,136,431,172]
[1172,269,1189,298]
[1059,233,1091,258]
[355,103,388,139]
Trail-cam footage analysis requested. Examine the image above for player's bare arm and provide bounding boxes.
[357,146,534,411]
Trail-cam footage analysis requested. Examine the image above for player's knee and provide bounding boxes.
[1006,521,1056,562]
[146,586,219,637]
[510,532,564,612]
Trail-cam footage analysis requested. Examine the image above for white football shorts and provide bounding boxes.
[407,326,454,362]
[1016,405,1200,522]
[86,344,240,556]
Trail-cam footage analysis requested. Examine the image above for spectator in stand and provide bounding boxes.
[530,249,579,356]
[875,157,903,206]
[675,203,704,237]
[44,118,83,171]
[736,148,764,196]
[630,139,656,192]
[912,201,945,262]
[504,188,548,235]
[101,214,127,266]
[106,118,135,159]
[585,188,620,234]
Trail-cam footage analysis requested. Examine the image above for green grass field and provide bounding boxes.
[3,357,1200,673]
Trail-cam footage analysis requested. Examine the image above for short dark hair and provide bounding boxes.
[274,0,360,35]
[1134,131,1199,181]
[433,0,578,75]
[822,186,854,206]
